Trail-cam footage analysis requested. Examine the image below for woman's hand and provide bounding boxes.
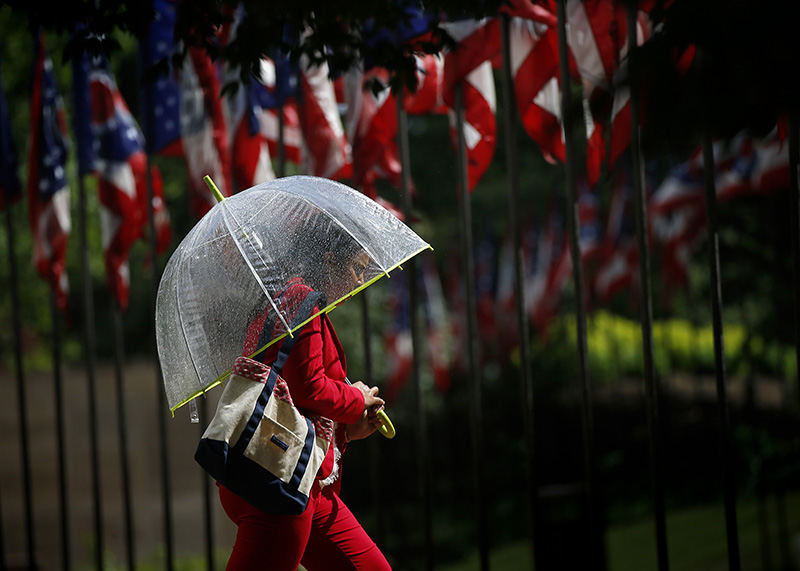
[344,406,384,441]
[351,380,385,411]
[346,381,385,441]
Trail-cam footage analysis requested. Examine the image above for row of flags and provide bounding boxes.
[0,2,792,398]
[381,124,791,400]
[0,0,672,314]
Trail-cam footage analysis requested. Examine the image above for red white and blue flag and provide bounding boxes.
[140,0,231,219]
[421,258,454,392]
[0,57,21,211]
[297,55,351,180]
[566,0,652,178]
[525,209,562,334]
[85,57,151,310]
[594,171,638,303]
[749,126,790,193]
[252,56,304,167]
[403,54,446,116]
[441,18,499,191]
[383,276,414,403]
[219,6,275,192]
[343,66,402,198]
[508,17,564,165]
[28,35,71,312]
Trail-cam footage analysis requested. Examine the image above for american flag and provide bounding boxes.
[383,276,414,403]
[219,6,275,192]
[253,56,304,167]
[0,57,21,210]
[139,0,182,156]
[27,34,71,312]
[343,66,401,198]
[297,55,351,180]
[594,171,638,303]
[508,18,565,165]
[86,56,150,310]
[140,0,231,218]
[403,54,446,115]
[441,18,499,191]
[421,257,453,393]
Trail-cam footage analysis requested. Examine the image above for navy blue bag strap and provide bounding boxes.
[231,290,325,458]
[255,289,325,372]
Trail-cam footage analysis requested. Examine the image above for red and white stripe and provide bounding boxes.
[180,48,232,219]
[298,56,351,179]
[509,18,564,164]
[447,61,497,192]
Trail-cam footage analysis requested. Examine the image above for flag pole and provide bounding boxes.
[556,1,603,567]
[278,104,286,177]
[789,115,800,409]
[49,287,71,570]
[77,172,105,570]
[701,126,741,571]
[396,93,434,570]
[144,162,176,571]
[361,290,385,546]
[627,5,669,570]
[199,395,215,571]
[349,108,384,547]
[3,205,36,568]
[111,300,136,570]
[499,15,538,564]
[454,83,490,571]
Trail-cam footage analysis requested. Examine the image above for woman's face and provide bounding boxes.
[323,249,371,304]
[347,251,370,288]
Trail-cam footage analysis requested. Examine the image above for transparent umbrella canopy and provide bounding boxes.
[156,175,431,415]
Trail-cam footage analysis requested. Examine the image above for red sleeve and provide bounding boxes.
[281,312,364,424]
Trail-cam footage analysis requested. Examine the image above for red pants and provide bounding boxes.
[219,484,391,570]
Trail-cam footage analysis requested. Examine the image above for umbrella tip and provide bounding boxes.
[204,175,225,203]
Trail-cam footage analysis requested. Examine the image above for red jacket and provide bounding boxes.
[243,280,364,486]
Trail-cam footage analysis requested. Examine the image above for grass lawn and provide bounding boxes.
[439,492,800,571]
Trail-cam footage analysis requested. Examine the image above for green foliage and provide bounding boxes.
[541,309,798,388]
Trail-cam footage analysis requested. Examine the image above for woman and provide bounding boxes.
[218,241,392,570]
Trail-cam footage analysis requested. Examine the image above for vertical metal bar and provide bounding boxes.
[0,489,5,569]
[361,291,385,547]
[556,2,602,567]
[278,104,286,178]
[200,396,215,571]
[454,83,490,571]
[77,173,104,570]
[50,289,71,570]
[4,206,36,568]
[701,128,741,571]
[627,5,669,571]
[499,15,537,567]
[111,302,135,570]
[145,161,175,570]
[789,116,799,408]
[396,95,433,570]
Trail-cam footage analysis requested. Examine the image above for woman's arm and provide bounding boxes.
[283,313,366,424]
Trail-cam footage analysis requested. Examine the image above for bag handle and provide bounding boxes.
[230,290,325,459]
[255,289,325,372]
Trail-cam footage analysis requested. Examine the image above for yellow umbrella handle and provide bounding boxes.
[376,409,396,439]
[345,377,396,439]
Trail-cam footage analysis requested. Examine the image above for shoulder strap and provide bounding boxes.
[255,290,325,373]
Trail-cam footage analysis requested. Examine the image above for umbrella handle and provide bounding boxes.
[376,409,396,439]
[345,377,396,439]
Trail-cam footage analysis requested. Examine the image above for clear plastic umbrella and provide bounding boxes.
[156,175,430,426]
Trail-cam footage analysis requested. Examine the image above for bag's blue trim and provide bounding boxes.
[194,287,326,515]
[196,438,310,514]
[289,416,315,491]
